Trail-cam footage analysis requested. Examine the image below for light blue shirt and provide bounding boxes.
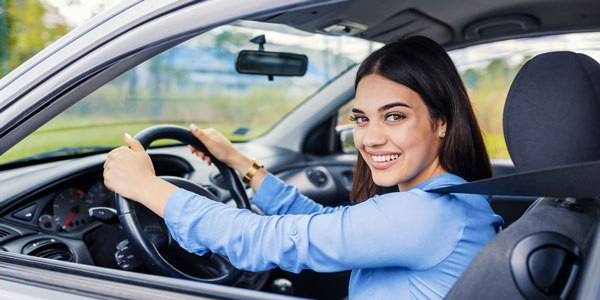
[164,173,503,299]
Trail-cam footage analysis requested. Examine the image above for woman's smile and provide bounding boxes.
[368,151,402,170]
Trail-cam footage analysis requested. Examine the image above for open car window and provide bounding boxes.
[0,21,380,165]
[336,32,600,159]
[450,32,600,159]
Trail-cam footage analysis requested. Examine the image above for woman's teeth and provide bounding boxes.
[371,154,400,162]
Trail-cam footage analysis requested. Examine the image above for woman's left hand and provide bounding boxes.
[103,134,157,202]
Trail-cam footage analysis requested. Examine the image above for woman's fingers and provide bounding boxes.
[188,143,212,165]
[189,123,242,168]
[188,145,199,155]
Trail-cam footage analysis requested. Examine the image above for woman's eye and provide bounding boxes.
[385,113,406,122]
[350,115,368,124]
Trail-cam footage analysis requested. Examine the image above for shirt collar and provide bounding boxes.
[406,173,467,192]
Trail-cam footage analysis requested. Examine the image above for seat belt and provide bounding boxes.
[426,160,600,198]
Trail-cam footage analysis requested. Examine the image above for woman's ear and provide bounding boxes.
[437,118,447,139]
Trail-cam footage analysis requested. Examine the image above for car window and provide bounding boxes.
[337,32,600,159]
[0,0,119,78]
[0,21,380,165]
[450,32,600,159]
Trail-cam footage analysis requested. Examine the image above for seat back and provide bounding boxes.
[445,52,600,300]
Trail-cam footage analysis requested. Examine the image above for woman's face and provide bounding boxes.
[353,74,447,191]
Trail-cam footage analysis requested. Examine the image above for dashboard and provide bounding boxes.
[0,144,356,294]
[0,152,196,266]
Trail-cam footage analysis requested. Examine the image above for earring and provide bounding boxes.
[440,131,446,138]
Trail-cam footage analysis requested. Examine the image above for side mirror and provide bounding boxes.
[235,50,308,79]
[337,125,356,153]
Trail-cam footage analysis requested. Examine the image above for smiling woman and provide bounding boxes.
[350,36,492,203]
[103,36,503,300]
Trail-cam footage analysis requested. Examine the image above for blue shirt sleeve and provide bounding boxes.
[252,173,344,215]
[163,187,465,274]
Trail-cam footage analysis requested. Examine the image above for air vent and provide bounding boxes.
[0,225,20,244]
[306,169,328,187]
[0,229,10,238]
[23,239,74,262]
[34,248,74,261]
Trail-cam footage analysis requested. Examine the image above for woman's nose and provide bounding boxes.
[362,122,387,147]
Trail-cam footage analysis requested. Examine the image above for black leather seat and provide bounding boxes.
[444,51,600,300]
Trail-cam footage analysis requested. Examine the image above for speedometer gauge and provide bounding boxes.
[53,188,91,232]
[84,181,113,208]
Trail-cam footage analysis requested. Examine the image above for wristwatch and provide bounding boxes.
[243,159,263,184]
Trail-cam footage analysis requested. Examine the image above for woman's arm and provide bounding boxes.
[252,173,345,215]
[164,188,465,273]
[188,126,344,215]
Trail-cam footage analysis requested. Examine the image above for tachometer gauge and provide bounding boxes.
[84,180,113,208]
[53,188,90,232]
[38,214,58,231]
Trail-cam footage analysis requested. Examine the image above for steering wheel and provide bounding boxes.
[114,124,251,284]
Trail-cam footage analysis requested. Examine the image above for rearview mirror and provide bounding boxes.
[236,50,308,78]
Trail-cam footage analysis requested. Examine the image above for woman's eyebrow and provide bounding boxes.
[378,102,411,112]
[351,102,410,114]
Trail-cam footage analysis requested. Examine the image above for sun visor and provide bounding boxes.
[357,9,453,44]
[264,4,452,45]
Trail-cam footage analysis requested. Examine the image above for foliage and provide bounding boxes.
[463,56,532,158]
[1,0,69,77]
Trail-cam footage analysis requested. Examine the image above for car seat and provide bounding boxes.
[441,51,600,300]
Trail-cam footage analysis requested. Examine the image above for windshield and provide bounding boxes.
[0,21,380,165]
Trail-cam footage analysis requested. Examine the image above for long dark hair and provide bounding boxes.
[350,36,492,203]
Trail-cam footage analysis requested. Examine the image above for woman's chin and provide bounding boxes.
[371,176,400,188]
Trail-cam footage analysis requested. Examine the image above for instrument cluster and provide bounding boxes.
[37,180,114,233]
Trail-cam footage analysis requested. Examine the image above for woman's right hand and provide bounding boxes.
[188,124,252,174]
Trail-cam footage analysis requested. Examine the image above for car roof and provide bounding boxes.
[261,0,600,49]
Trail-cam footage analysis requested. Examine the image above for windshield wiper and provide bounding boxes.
[7,146,116,164]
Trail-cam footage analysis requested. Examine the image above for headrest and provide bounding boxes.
[503,51,600,172]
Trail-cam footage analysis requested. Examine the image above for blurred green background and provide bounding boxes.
[0,0,524,164]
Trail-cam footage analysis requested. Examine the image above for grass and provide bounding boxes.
[0,120,271,164]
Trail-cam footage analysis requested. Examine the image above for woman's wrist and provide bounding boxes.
[230,152,254,175]
[137,176,178,217]
[249,168,267,191]
[228,153,267,191]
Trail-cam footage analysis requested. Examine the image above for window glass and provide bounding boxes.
[0,0,119,78]
[451,32,600,159]
[1,21,380,164]
[336,32,600,159]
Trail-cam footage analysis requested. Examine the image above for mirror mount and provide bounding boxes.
[250,35,271,80]
[250,35,266,52]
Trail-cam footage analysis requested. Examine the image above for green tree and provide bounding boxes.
[1,0,69,78]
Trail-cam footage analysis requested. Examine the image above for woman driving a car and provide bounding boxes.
[103,36,503,300]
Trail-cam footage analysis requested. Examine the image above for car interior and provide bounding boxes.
[0,0,600,299]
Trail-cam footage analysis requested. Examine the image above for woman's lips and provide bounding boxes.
[368,153,401,170]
